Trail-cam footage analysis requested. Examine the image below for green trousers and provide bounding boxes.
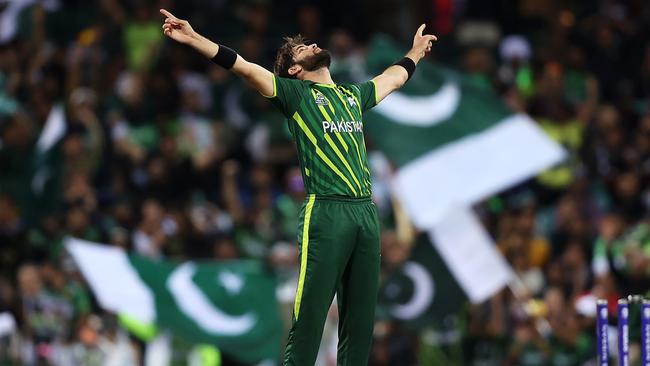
[283,194,381,366]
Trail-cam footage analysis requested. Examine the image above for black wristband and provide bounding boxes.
[211,45,238,69]
[393,57,416,81]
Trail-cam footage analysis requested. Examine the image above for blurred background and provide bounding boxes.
[2,0,650,365]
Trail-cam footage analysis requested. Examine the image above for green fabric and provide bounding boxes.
[363,36,515,168]
[266,76,375,197]
[378,233,468,327]
[128,124,160,151]
[593,237,608,260]
[284,197,380,365]
[129,257,282,364]
[64,281,91,317]
[356,81,377,111]
[620,223,650,253]
[610,222,650,275]
[465,73,492,91]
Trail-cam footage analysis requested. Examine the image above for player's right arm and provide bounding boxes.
[160,9,274,97]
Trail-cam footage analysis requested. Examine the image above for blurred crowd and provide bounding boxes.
[2,0,650,365]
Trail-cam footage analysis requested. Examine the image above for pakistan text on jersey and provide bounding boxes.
[322,121,363,134]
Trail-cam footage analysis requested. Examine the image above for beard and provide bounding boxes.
[298,49,332,72]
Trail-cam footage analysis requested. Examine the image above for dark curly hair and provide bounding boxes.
[273,35,306,78]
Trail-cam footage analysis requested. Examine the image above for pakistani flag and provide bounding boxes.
[379,234,465,326]
[66,238,282,364]
[379,207,513,326]
[364,36,565,228]
[365,36,562,325]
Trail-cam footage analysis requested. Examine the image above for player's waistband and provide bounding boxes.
[308,194,372,204]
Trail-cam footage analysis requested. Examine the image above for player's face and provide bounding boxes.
[292,43,331,72]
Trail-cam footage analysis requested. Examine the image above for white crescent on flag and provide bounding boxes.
[373,82,460,126]
[167,263,257,336]
[390,261,435,320]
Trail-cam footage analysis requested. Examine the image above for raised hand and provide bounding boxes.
[160,9,196,45]
[408,24,438,62]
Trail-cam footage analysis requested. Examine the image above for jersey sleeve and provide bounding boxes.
[263,75,307,117]
[352,80,378,112]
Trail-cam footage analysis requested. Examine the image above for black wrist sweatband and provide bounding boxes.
[211,45,237,69]
[393,57,416,81]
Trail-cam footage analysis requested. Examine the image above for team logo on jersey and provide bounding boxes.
[347,96,357,108]
[314,92,329,106]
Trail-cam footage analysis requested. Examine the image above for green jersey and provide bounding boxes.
[265,75,378,197]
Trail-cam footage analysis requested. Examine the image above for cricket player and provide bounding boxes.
[160,8,436,365]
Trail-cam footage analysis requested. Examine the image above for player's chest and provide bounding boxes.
[306,87,362,121]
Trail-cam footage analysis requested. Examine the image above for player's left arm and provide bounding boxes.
[371,24,437,103]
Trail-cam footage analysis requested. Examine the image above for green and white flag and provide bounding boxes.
[379,234,465,326]
[364,36,565,228]
[366,37,560,324]
[380,207,513,326]
[65,238,282,364]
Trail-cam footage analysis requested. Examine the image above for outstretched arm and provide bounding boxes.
[160,9,274,97]
[372,24,437,103]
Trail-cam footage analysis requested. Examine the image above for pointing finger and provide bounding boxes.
[416,24,425,37]
[159,9,177,20]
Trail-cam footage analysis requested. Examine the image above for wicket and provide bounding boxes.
[596,296,650,365]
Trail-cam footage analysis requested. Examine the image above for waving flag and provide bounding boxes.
[379,207,513,326]
[364,36,565,228]
[365,36,563,325]
[66,238,282,364]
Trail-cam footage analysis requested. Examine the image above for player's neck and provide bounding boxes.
[300,67,335,85]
